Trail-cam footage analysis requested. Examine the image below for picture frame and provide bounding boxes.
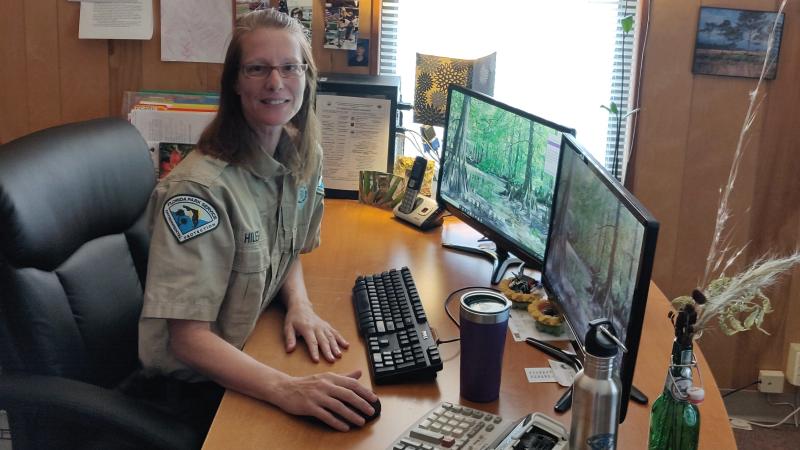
[692,6,785,80]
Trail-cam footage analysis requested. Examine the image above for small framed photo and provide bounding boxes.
[348,39,369,66]
[692,6,785,80]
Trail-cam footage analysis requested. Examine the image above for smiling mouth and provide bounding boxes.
[260,99,289,105]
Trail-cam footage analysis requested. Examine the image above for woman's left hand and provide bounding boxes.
[284,302,350,363]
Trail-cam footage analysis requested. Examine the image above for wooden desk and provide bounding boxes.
[203,200,736,449]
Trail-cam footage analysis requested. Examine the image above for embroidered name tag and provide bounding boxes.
[243,230,260,244]
[163,195,219,243]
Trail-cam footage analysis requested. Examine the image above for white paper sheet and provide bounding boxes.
[316,94,392,192]
[128,110,215,145]
[78,0,153,40]
[525,367,557,383]
[161,0,232,63]
[524,360,576,386]
[548,359,577,387]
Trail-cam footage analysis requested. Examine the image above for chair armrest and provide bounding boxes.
[0,374,203,450]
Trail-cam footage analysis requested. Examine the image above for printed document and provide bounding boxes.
[78,0,153,40]
[316,94,391,192]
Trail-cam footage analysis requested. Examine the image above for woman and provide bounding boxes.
[137,9,378,434]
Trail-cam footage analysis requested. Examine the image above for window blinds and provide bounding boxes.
[378,0,400,75]
[605,0,638,180]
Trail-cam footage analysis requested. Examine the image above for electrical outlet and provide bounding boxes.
[787,343,800,386]
[758,369,784,393]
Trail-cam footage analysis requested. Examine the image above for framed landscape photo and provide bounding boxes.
[692,6,785,79]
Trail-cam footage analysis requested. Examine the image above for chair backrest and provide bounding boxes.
[0,118,155,388]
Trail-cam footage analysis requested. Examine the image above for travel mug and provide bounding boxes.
[460,290,512,402]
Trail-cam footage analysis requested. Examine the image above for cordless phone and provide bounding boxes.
[393,156,444,230]
[398,156,427,214]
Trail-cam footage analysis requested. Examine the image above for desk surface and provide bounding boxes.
[202,200,736,450]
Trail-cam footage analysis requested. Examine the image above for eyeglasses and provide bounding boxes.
[240,63,308,79]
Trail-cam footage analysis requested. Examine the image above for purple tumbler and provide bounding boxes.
[460,290,512,402]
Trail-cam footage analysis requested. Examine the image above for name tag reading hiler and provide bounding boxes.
[243,230,261,244]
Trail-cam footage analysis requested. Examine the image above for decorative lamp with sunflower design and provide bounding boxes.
[413,52,496,127]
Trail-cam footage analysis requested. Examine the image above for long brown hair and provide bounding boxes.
[197,9,321,183]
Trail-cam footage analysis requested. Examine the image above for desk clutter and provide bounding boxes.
[352,266,572,449]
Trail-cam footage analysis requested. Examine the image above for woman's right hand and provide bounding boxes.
[272,369,378,431]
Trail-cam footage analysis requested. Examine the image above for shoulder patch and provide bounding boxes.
[316,177,325,195]
[163,195,220,243]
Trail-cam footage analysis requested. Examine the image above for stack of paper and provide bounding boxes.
[126,91,219,179]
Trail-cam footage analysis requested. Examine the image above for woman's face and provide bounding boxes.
[236,28,306,135]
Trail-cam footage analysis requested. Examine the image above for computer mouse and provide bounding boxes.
[334,397,382,426]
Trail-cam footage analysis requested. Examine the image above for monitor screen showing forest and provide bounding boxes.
[438,85,575,266]
[543,134,658,421]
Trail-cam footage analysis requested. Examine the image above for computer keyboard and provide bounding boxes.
[387,402,568,450]
[352,267,443,384]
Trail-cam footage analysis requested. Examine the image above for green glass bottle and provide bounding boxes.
[648,340,700,450]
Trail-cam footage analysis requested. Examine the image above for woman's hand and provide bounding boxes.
[272,369,377,431]
[284,301,349,363]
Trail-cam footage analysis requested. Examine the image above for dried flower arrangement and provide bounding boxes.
[670,0,799,341]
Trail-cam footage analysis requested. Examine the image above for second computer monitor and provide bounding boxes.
[543,134,659,422]
[438,85,575,276]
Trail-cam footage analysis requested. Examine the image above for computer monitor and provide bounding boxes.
[543,134,659,422]
[437,85,575,283]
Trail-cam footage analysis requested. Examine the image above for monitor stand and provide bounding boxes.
[441,240,522,285]
[525,337,648,412]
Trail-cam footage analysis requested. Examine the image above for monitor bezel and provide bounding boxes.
[437,84,576,270]
[542,134,659,422]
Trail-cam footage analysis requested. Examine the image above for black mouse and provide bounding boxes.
[333,397,381,426]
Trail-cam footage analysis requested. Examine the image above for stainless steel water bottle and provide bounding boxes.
[569,319,621,450]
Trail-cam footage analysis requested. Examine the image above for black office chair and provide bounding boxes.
[0,118,202,450]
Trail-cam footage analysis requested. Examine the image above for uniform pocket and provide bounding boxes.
[218,245,271,347]
[232,244,268,273]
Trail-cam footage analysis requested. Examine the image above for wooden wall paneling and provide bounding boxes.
[742,0,800,385]
[630,0,699,298]
[56,0,110,123]
[24,0,62,134]
[369,0,381,74]
[674,75,762,388]
[141,0,213,93]
[631,0,800,389]
[109,40,144,117]
[674,0,800,389]
[206,64,224,94]
[671,76,757,298]
[310,0,329,72]
[0,0,31,144]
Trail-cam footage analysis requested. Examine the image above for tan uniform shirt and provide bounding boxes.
[139,141,324,381]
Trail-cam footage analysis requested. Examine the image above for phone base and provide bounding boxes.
[393,196,444,230]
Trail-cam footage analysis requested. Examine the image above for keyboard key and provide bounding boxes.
[409,427,444,444]
[400,438,423,448]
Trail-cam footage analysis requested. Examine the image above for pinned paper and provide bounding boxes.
[79,0,153,40]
